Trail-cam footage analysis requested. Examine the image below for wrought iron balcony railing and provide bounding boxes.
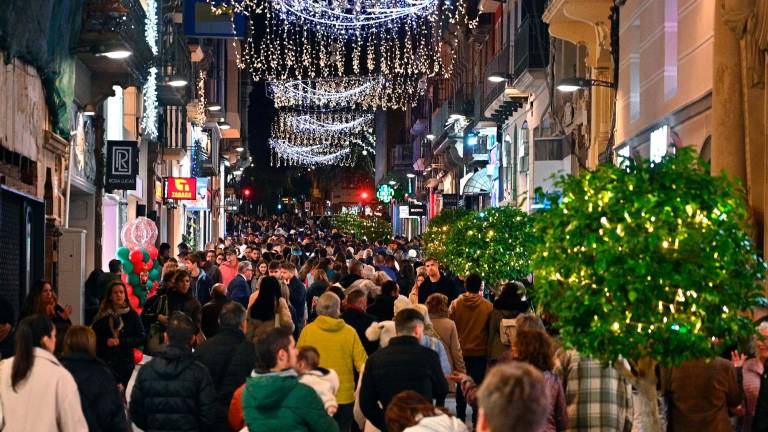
[513,15,550,78]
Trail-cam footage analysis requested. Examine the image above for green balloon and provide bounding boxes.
[122,261,134,274]
[142,249,151,262]
[127,273,140,287]
[148,268,161,281]
[116,247,130,261]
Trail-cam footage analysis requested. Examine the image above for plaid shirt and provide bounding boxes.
[558,350,634,432]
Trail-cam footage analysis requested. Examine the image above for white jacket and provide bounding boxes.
[403,413,468,432]
[0,347,88,432]
[299,368,340,411]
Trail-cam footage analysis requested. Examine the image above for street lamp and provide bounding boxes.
[219,121,232,130]
[166,75,189,87]
[556,77,615,92]
[426,134,435,140]
[406,173,416,178]
[207,104,222,111]
[487,72,513,83]
[98,46,132,59]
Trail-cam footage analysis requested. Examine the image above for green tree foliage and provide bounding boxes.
[532,148,766,366]
[331,213,392,241]
[442,206,535,286]
[423,208,472,261]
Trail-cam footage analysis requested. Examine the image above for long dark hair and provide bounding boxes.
[21,280,56,318]
[12,314,54,391]
[250,276,281,321]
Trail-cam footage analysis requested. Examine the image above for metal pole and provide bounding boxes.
[65,135,74,228]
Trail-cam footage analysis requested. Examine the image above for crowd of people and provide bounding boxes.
[0,214,767,432]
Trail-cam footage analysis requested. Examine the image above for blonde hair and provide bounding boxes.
[161,261,178,278]
[63,325,97,357]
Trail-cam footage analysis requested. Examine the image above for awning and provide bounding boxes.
[462,168,491,195]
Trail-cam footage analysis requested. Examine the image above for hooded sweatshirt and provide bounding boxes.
[297,315,368,404]
[449,293,493,356]
[403,413,469,432]
[300,367,340,412]
[242,369,339,432]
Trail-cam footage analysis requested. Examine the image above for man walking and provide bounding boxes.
[450,273,493,425]
[227,261,253,308]
[281,261,307,339]
[233,328,339,431]
[129,312,217,431]
[359,308,448,431]
[181,253,213,305]
[195,303,247,431]
[418,257,458,303]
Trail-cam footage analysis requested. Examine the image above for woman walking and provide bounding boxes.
[91,280,145,386]
[0,314,87,431]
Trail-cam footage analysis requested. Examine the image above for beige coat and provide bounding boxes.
[430,315,466,374]
[247,297,295,341]
[0,347,87,432]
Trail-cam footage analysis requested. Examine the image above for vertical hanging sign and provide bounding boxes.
[105,141,139,191]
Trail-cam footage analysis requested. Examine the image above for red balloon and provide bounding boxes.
[147,245,159,260]
[128,295,139,309]
[125,284,134,295]
[133,348,144,365]
[121,273,128,283]
[146,259,154,269]
[129,249,144,265]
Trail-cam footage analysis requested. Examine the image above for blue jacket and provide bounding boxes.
[227,275,251,308]
[192,269,214,306]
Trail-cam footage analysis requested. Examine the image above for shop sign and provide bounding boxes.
[187,178,209,211]
[408,203,426,217]
[442,194,462,209]
[155,180,163,201]
[224,197,240,213]
[376,184,395,203]
[184,0,246,38]
[105,141,138,191]
[165,177,197,200]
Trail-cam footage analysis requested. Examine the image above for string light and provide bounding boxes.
[269,139,355,167]
[193,69,207,127]
[268,76,425,110]
[213,0,476,80]
[272,111,374,150]
[141,0,159,139]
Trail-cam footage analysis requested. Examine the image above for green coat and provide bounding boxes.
[243,369,339,432]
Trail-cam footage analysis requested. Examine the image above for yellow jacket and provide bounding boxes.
[298,315,367,404]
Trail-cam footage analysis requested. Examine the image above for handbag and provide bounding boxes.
[145,295,168,355]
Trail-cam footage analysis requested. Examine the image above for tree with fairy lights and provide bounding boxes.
[532,148,766,430]
[331,213,392,242]
[442,206,535,287]
[423,208,471,262]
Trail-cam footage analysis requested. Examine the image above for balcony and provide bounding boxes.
[160,105,187,160]
[158,0,191,106]
[513,15,550,80]
[75,0,154,90]
[543,0,613,68]
[533,136,574,195]
[482,45,509,114]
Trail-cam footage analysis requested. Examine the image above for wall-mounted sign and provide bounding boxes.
[165,177,197,200]
[184,0,246,38]
[376,184,395,203]
[441,194,462,210]
[398,205,410,218]
[408,203,427,217]
[155,180,164,201]
[187,178,210,211]
[105,141,138,191]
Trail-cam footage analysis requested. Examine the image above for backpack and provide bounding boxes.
[499,318,517,346]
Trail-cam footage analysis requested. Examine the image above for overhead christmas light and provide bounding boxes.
[221,0,477,80]
[269,139,354,167]
[268,76,425,110]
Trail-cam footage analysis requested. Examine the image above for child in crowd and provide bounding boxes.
[296,346,340,416]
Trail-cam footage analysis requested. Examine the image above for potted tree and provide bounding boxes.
[423,208,471,262]
[442,206,536,287]
[532,148,766,430]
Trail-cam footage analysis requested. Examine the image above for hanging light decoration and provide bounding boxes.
[272,111,374,149]
[270,139,355,167]
[211,0,476,80]
[268,75,426,110]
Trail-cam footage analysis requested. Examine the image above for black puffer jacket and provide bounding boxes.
[129,344,217,431]
[60,353,129,432]
[194,327,245,431]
